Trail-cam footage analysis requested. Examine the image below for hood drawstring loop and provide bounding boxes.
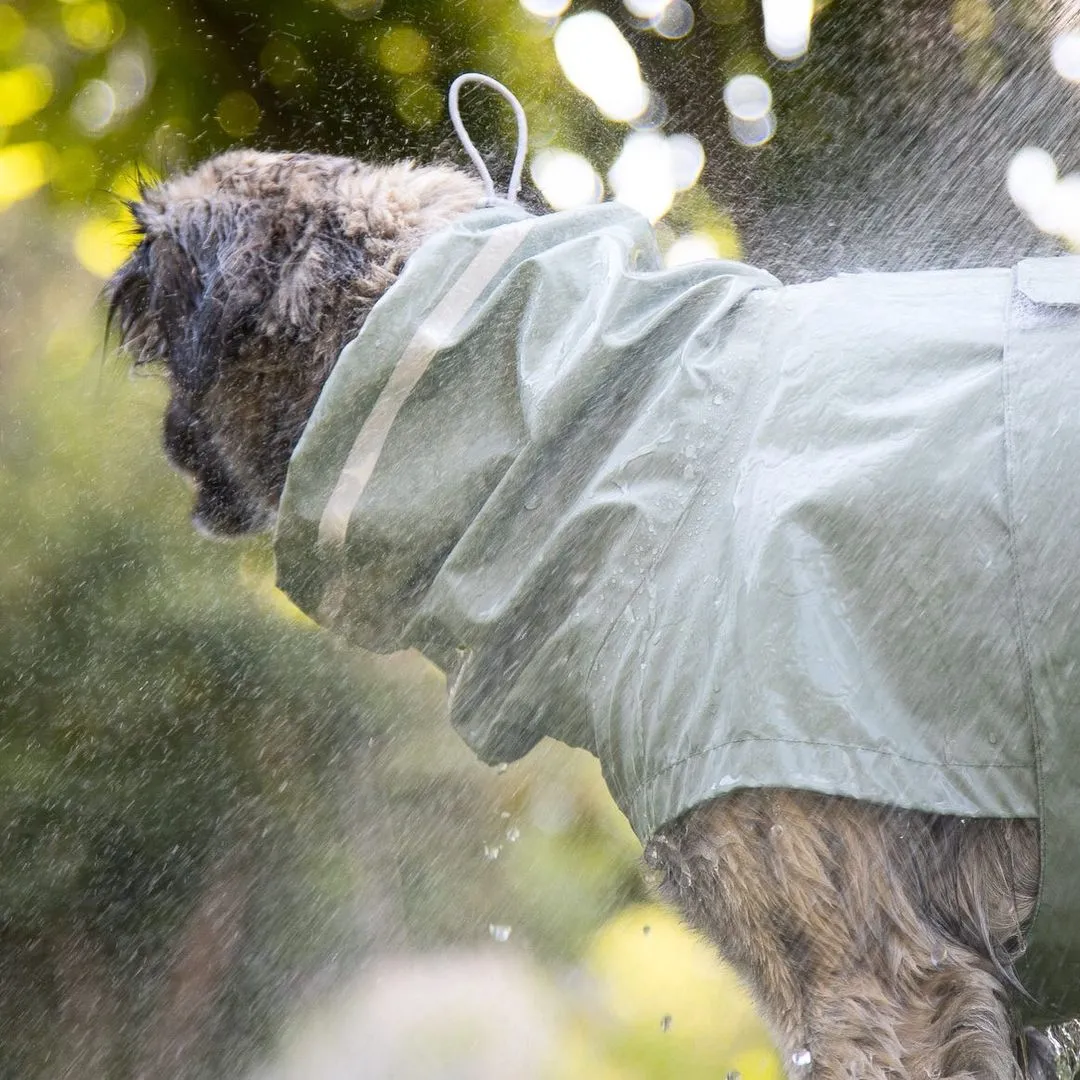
[448,73,528,207]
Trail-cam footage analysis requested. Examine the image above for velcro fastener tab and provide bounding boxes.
[1016,256,1080,305]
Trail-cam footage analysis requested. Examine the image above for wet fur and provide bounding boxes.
[108,151,482,534]
[109,151,1055,1079]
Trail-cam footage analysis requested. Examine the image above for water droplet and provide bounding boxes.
[770,823,784,837]
[930,943,948,968]
[494,762,509,774]
[506,826,521,843]
[484,844,501,860]
[500,810,511,819]
[660,1014,673,1032]
[524,496,541,511]
[488,923,512,942]
[792,1049,812,1070]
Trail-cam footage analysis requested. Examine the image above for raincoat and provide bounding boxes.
[274,202,1080,1021]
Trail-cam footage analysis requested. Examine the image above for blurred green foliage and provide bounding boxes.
[0,230,657,1075]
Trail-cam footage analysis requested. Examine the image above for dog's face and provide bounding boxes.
[109,150,482,536]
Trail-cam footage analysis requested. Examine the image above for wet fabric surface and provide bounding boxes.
[274,203,1080,1019]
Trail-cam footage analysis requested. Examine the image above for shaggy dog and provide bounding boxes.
[109,150,1055,1080]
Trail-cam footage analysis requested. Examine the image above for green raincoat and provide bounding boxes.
[274,202,1080,1021]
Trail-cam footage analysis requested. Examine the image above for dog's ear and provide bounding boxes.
[174,256,256,398]
[109,197,260,398]
[155,201,258,399]
[105,236,151,360]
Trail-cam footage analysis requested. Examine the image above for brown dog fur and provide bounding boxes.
[109,151,482,534]
[109,151,1056,1079]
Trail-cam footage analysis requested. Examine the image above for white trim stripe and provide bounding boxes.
[318,219,534,548]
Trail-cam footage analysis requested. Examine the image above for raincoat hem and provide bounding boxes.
[629,738,1037,842]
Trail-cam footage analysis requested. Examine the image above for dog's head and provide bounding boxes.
[108,150,482,536]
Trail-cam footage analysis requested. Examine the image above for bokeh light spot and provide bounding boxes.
[394,81,443,129]
[665,216,742,265]
[0,4,26,52]
[762,0,813,60]
[531,149,603,210]
[378,26,430,76]
[951,0,994,44]
[653,0,694,40]
[624,0,670,17]
[0,64,53,127]
[107,48,151,113]
[216,90,261,137]
[71,79,116,134]
[609,131,676,222]
[730,112,777,147]
[1007,145,1080,245]
[630,91,669,131]
[146,119,190,167]
[1051,32,1080,82]
[0,142,55,212]
[1007,145,1057,215]
[73,212,138,278]
[333,0,383,18]
[1005,146,1080,246]
[260,37,308,87]
[111,160,160,202]
[61,0,123,52]
[666,232,721,267]
[555,12,649,122]
[723,75,772,121]
[520,0,571,18]
[668,133,705,190]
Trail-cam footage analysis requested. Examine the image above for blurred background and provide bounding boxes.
[2,1,1080,1077]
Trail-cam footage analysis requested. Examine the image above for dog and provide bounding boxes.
[109,149,1064,1080]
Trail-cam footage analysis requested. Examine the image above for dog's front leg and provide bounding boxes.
[646,790,1036,1079]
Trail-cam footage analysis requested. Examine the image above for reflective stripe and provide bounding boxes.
[318,218,534,547]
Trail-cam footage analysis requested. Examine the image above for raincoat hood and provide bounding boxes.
[275,202,1080,1021]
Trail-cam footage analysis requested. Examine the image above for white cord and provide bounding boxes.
[448,73,528,206]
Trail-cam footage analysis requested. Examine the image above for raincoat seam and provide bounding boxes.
[584,285,776,810]
[584,433,706,808]
[628,734,1033,810]
[999,278,1048,934]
